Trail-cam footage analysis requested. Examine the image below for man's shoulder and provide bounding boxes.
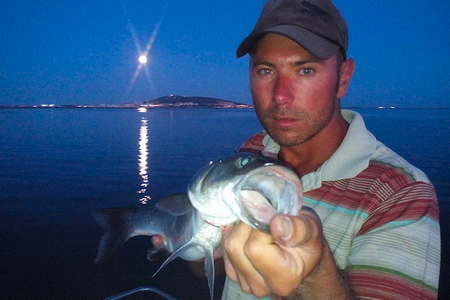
[360,160,425,187]
[369,141,430,184]
[310,158,436,212]
[309,146,437,215]
[342,146,435,203]
[354,160,436,208]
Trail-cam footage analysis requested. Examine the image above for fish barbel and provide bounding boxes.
[93,153,303,299]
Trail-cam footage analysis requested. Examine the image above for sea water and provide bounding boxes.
[0,108,448,299]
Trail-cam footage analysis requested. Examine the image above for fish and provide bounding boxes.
[93,152,303,299]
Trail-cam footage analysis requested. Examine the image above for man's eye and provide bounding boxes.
[255,68,272,76]
[299,68,314,75]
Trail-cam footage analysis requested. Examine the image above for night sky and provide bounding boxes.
[1,0,449,107]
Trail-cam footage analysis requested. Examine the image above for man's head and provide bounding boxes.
[237,0,348,61]
[237,0,354,149]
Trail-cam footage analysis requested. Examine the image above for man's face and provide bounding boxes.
[250,33,349,147]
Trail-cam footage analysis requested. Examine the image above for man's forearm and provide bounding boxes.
[285,245,353,300]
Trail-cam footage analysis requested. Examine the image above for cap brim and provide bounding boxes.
[236,24,340,59]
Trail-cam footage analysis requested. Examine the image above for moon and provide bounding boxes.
[138,54,148,65]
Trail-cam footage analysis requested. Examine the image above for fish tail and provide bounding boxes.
[92,208,134,264]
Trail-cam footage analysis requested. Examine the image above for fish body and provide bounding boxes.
[93,153,303,299]
[93,193,219,263]
[94,193,221,298]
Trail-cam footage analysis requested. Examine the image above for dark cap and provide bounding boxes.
[236,0,348,59]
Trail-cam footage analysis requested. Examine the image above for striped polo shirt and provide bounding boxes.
[221,110,440,300]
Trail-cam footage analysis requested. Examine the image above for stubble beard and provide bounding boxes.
[257,100,338,148]
[254,67,342,148]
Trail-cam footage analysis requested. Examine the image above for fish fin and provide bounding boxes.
[204,245,215,300]
[152,239,199,278]
[92,208,133,264]
[156,193,192,216]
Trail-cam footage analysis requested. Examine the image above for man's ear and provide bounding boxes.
[337,58,355,98]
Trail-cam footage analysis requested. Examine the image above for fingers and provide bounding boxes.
[270,207,322,248]
[223,255,252,293]
[223,222,303,297]
[222,222,272,296]
[269,208,325,287]
[221,208,325,298]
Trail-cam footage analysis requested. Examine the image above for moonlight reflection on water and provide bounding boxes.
[137,112,151,204]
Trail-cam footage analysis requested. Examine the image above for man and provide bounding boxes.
[220,0,441,299]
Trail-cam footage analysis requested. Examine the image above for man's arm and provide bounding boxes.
[222,208,352,299]
[222,181,440,299]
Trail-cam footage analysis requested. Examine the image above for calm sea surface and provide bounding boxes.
[0,108,448,299]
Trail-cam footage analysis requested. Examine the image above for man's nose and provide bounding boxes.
[273,75,294,105]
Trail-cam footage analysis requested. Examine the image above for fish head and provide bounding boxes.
[188,153,303,232]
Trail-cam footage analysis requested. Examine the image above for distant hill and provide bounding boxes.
[142,95,252,108]
[0,95,253,109]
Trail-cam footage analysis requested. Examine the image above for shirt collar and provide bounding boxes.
[262,110,378,191]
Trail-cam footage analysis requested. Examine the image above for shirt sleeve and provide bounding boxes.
[346,181,440,299]
[236,132,266,154]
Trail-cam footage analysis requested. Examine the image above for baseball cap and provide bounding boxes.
[236,0,348,59]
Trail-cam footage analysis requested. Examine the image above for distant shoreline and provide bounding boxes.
[0,95,255,110]
[1,105,449,110]
[0,104,254,109]
[1,94,449,110]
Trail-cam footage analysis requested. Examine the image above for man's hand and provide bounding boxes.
[222,208,351,299]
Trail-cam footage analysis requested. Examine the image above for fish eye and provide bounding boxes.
[236,156,252,168]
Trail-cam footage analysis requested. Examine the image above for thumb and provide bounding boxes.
[270,208,321,248]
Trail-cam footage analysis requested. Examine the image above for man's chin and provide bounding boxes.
[268,130,304,147]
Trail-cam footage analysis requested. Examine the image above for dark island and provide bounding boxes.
[141,94,252,109]
[0,95,253,110]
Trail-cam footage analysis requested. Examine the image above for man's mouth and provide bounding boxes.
[271,116,299,127]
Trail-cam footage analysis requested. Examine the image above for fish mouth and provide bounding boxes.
[233,164,302,232]
[188,155,302,231]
